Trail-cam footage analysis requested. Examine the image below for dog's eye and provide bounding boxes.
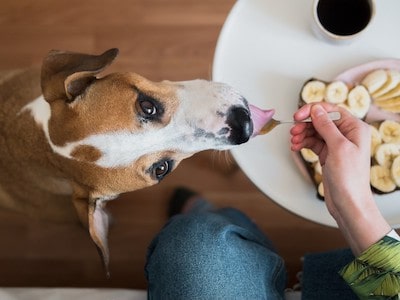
[151,160,173,181]
[136,92,164,121]
[140,99,157,115]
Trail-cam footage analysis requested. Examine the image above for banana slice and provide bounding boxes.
[362,69,388,94]
[374,143,400,168]
[317,181,325,198]
[300,148,319,163]
[372,70,400,99]
[325,81,348,104]
[376,103,400,113]
[374,82,400,101]
[347,85,371,119]
[374,95,400,110]
[370,125,382,157]
[301,80,326,103]
[379,120,400,144]
[374,95,400,107]
[370,165,396,193]
[391,156,400,187]
[313,161,323,184]
[314,161,322,175]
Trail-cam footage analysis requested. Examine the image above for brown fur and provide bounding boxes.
[0,69,77,222]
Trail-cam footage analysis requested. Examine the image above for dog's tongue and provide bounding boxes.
[249,104,275,137]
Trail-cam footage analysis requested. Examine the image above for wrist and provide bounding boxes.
[337,194,391,255]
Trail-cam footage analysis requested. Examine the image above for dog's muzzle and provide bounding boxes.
[227,106,253,145]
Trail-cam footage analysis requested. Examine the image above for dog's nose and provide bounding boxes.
[227,106,253,145]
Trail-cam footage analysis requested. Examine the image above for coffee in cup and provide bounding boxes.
[312,0,375,44]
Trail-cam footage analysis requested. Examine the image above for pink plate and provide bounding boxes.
[335,59,400,123]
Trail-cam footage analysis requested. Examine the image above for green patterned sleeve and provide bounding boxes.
[339,235,400,299]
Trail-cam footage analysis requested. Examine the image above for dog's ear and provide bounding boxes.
[88,198,111,277]
[73,194,111,277]
[41,48,119,102]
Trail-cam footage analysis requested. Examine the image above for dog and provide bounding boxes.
[0,48,274,274]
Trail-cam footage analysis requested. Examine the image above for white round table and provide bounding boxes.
[213,0,400,227]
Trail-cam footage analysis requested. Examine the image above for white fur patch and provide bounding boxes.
[20,96,76,160]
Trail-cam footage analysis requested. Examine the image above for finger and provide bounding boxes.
[291,123,318,143]
[293,102,339,122]
[290,123,318,151]
[290,121,320,141]
[310,104,344,148]
[291,134,325,154]
[290,122,309,135]
[293,105,312,122]
[291,128,315,145]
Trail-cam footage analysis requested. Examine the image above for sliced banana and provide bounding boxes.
[376,103,400,113]
[374,95,400,110]
[313,161,323,185]
[391,156,400,187]
[379,120,400,144]
[317,181,325,198]
[301,80,326,103]
[372,70,400,99]
[374,143,400,168]
[347,85,371,119]
[374,95,400,107]
[370,165,396,193]
[362,69,388,94]
[374,82,400,101]
[370,125,382,157]
[314,161,322,175]
[325,81,348,104]
[300,148,319,163]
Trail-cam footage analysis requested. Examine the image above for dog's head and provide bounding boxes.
[35,48,274,273]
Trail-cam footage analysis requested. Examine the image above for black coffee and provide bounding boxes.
[317,0,372,36]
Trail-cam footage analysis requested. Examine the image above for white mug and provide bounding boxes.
[312,0,376,45]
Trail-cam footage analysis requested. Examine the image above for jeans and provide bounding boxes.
[145,205,356,299]
[145,207,286,300]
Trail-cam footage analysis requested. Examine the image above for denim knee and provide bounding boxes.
[145,211,286,299]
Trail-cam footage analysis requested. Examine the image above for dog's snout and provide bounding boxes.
[227,106,253,145]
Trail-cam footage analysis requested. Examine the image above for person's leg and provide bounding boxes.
[301,249,358,300]
[145,189,287,299]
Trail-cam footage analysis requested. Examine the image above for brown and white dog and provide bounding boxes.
[0,48,274,273]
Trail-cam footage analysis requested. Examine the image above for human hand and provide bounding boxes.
[290,103,391,255]
[290,103,371,209]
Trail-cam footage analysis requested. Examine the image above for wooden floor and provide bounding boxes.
[0,0,349,290]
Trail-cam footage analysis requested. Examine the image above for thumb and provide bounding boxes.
[311,105,342,147]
